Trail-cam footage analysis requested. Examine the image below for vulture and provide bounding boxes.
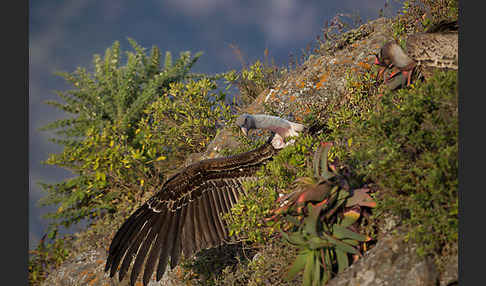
[374,20,458,87]
[375,41,417,86]
[105,114,305,285]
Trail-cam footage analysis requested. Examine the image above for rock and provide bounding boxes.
[261,17,395,121]
[439,247,458,286]
[326,228,440,286]
[41,246,180,286]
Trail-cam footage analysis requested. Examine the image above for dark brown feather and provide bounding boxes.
[222,185,235,210]
[208,188,227,240]
[212,187,231,241]
[170,207,186,268]
[194,196,209,249]
[213,186,229,218]
[130,216,163,286]
[119,214,156,282]
[156,212,176,281]
[142,210,170,286]
[106,206,145,265]
[228,179,241,203]
[201,191,221,245]
[197,195,215,247]
[105,134,280,284]
[106,206,152,276]
[181,202,196,257]
[192,197,207,251]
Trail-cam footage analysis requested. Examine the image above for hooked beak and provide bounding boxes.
[371,52,382,66]
[374,56,380,65]
[372,52,382,65]
[240,127,248,136]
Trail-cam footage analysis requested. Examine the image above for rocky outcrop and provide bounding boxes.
[40,247,181,286]
[325,228,441,286]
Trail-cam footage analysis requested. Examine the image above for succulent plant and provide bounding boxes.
[266,142,375,285]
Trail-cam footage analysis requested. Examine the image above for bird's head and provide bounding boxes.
[235,113,255,136]
[372,52,382,66]
[373,47,391,68]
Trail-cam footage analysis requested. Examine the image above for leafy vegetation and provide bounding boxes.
[391,0,458,42]
[215,239,300,286]
[28,235,73,285]
[215,70,457,285]
[345,70,458,260]
[211,136,372,285]
[38,39,209,233]
[212,0,458,280]
[224,45,284,109]
[30,39,234,285]
[311,65,457,264]
[31,0,458,284]
[225,135,316,245]
[269,143,375,285]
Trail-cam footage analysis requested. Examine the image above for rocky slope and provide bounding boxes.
[41,17,458,286]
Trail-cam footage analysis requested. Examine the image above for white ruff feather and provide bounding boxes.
[251,114,305,138]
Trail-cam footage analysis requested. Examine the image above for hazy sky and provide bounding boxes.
[29,0,400,249]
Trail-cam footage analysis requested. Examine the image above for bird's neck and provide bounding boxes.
[389,44,414,69]
[252,114,279,129]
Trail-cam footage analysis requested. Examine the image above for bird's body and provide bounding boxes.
[236,114,306,149]
[375,41,417,86]
[376,41,416,71]
[374,21,458,87]
[105,114,305,285]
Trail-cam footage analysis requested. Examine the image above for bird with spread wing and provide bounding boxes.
[105,114,305,285]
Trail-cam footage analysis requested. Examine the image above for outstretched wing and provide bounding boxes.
[105,136,278,286]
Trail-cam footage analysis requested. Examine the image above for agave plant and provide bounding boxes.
[266,142,376,285]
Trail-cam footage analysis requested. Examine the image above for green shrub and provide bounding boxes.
[332,70,458,259]
[39,39,208,231]
[391,0,458,41]
[34,38,234,285]
[224,59,283,108]
[225,134,317,244]
[215,239,300,286]
[39,39,234,233]
[28,236,73,285]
